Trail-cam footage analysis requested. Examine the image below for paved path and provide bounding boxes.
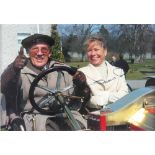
[127,80,146,89]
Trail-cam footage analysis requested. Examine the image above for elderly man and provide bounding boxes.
[78,36,129,110]
[1,34,90,130]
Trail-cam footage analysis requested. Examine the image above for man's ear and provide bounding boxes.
[49,51,52,58]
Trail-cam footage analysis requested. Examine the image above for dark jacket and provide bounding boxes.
[114,59,129,75]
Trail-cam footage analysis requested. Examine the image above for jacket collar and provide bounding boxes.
[21,60,56,75]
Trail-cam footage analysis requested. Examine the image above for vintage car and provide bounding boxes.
[1,66,155,131]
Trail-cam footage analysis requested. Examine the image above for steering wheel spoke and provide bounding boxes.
[36,84,56,94]
[36,94,54,108]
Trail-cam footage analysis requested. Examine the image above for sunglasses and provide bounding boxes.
[30,47,50,56]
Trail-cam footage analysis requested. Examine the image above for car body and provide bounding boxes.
[87,86,155,131]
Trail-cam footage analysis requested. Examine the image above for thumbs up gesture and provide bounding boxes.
[13,47,28,71]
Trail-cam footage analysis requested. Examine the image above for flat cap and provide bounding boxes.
[21,34,55,50]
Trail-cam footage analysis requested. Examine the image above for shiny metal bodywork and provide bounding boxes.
[106,86,155,130]
[89,86,155,130]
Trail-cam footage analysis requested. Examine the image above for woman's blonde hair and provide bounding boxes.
[84,35,107,49]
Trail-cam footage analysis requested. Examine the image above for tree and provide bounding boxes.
[51,24,64,62]
[58,24,155,62]
[115,24,154,60]
[72,24,94,61]
[98,25,110,40]
[59,24,101,61]
[152,34,155,55]
[98,25,118,53]
[62,34,76,62]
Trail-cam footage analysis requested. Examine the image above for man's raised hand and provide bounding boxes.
[13,46,28,71]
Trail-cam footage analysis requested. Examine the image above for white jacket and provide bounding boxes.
[79,61,129,108]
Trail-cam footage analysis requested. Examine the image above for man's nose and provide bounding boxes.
[37,49,43,55]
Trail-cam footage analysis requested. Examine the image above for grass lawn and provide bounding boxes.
[66,59,155,80]
[126,59,155,80]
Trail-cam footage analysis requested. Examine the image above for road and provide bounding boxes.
[127,80,146,89]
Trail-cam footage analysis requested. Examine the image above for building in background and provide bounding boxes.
[0,24,51,74]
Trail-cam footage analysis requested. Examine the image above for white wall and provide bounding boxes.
[0,24,51,74]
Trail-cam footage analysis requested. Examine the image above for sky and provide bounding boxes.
[57,24,155,37]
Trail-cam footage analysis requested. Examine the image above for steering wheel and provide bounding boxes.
[29,66,83,115]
